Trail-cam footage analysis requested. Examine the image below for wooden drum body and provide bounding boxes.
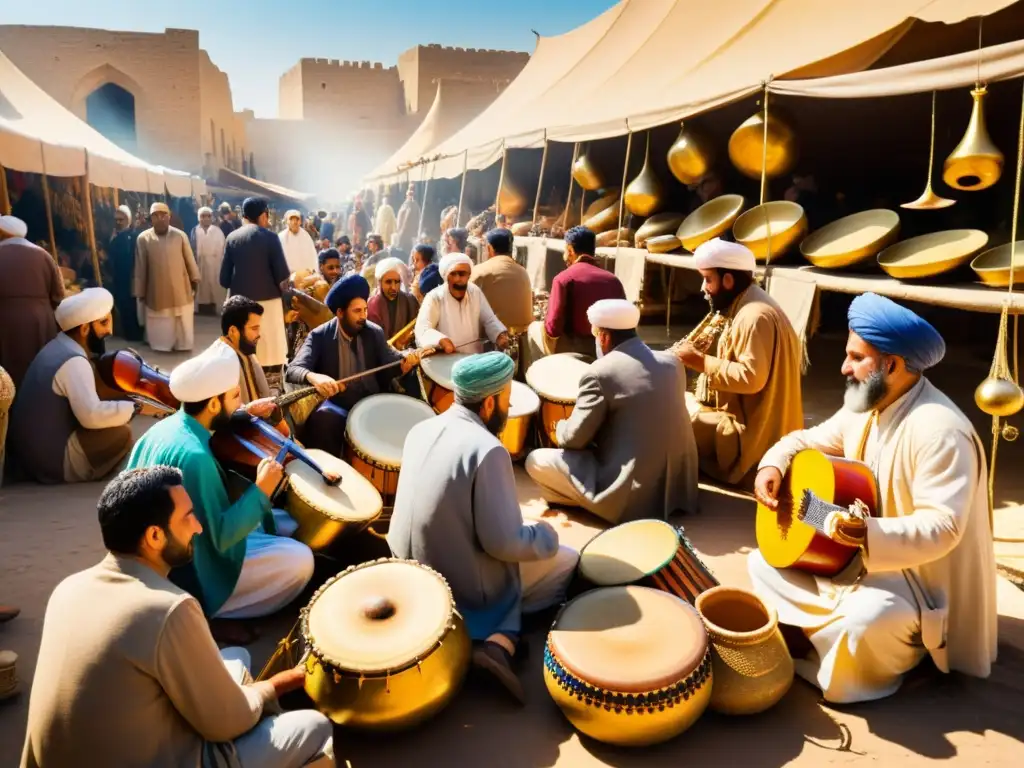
[499,380,540,461]
[285,449,383,552]
[302,559,471,730]
[417,353,468,414]
[544,586,713,747]
[525,354,591,448]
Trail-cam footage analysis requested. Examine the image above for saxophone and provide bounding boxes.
[670,310,729,406]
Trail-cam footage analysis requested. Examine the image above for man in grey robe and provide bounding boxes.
[525,299,700,523]
[388,352,578,704]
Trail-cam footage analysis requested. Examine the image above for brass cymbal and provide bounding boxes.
[799,209,900,270]
[877,229,989,279]
[971,241,1024,287]
[677,194,745,252]
[645,234,683,254]
[636,212,686,248]
[733,201,807,262]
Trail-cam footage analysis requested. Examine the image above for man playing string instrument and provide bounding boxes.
[750,293,996,703]
[673,238,803,488]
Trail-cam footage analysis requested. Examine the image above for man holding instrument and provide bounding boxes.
[126,343,314,622]
[750,293,996,703]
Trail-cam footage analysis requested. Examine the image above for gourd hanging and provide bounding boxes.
[727,106,797,180]
[943,85,1004,192]
[572,147,604,191]
[624,133,665,218]
[667,123,714,186]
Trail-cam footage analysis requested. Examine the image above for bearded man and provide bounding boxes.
[367,257,419,339]
[415,253,508,356]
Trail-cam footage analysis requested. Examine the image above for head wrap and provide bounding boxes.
[419,263,443,294]
[325,273,370,313]
[116,205,133,220]
[847,293,946,372]
[197,206,213,216]
[374,256,404,282]
[218,202,232,213]
[587,299,640,330]
[149,202,170,216]
[452,352,515,401]
[55,287,114,331]
[693,238,756,272]
[439,252,473,279]
[0,215,28,238]
[170,343,241,403]
[285,209,302,221]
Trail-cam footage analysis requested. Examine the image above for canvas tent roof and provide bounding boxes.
[0,49,204,195]
[394,0,1016,183]
[214,167,315,207]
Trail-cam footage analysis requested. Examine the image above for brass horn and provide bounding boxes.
[902,91,956,211]
[624,133,665,217]
[667,123,714,186]
[943,85,1004,192]
[728,107,797,180]
[572,148,604,191]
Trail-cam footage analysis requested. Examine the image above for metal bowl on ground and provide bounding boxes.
[877,229,989,280]
[645,234,683,254]
[676,194,745,252]
[971,241,1024,287]
[636,212,686,248]
[799,209,900,270]
[733,201,807,262]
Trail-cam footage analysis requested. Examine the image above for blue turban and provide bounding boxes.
[847,293,945,372]
[452,352,515,401]
[325,273,370,313]
[419,263,443,294]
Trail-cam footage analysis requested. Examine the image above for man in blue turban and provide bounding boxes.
[414,263,442,303]
[389,351,578,704]
[285,273,421,457]
[749,292,995,705]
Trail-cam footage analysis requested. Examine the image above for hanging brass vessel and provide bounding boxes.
[667,124,715,186]
[497,177,528,218]
[975,376,1024,417]
[943,86,1004,192]
[903,91,956,210]
[624,155,665,218]
[572,151,604,191]
[728,108,798,180]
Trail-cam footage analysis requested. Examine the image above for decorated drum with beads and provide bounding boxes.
[544,586,712,747]
[301,558,471,730]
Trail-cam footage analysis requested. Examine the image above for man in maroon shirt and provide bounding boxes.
[526,226,626,363]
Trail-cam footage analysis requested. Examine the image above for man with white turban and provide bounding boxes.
[278,209,318,274]
[672,238,803,488]
[126,342,316,620]
[750,293,995,704]
[8,289,160,484]
[415,252,508,355]
[390,351,578,703]
[374,196,397,247]
[525,299,698,524]
[367,256,419,339]
[191,206,227,312]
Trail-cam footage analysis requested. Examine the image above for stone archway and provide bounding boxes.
[86,83,137,152]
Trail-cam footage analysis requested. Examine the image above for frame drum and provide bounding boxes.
[417,353,469,414]
[302,559,471,730]
[544,586,712,746]
[499,380,540,461]
[525,354,591,447]
[285,448,383,552]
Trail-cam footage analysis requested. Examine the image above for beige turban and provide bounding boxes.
[0,215,28,238]
[150,202,170,216]
[285,209,302,221]
[693,238,756,272]
[374,256,404,282]
[439,252,473,279]
[170,343,240,403]
[55,287,114,331]
[117,205,132,219]
[587,298,640,330]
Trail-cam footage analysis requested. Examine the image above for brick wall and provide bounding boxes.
[298,58,405,124]
[399,45,528,115]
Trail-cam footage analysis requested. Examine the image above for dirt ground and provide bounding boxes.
[2,314,1023,767]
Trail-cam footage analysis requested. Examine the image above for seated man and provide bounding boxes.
[527,226,626,362]
[673,239,803,488]
[416,252,509,355]
[526,299,698,524]
[368,256,419,339]
[21,466,333,767]
[126,343,314,620]
[750,293,996,704]
[389,352,577,703]
[9,288,158,484]
[317,247,343,286]
[470,228,533,333]
[286,273,420,457]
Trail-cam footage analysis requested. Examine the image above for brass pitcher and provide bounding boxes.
[728,108,798,180]
[572,149,604,191]
[943,86,1004,192]
[625,134,665,217]
[667,123,715,185]
[497,176,528,218]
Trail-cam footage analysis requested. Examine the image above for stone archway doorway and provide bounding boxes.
[86,83,137,152]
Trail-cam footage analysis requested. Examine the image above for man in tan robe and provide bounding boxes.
[673,239,802,488]
[751,293,996,704]
[470,228,533,333]
[394,185,420,252]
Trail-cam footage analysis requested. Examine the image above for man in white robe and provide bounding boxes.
[191,207,227,313]
[415,253,509,356]
[279,210,318,274]
[374,197,397,247]
[750,293,997,704]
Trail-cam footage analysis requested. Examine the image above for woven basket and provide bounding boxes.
[0,366,14,486]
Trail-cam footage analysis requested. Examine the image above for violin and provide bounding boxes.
[95,349,178,413]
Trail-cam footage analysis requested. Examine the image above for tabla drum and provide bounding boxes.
[544,586,713,746]
[417,353,469,414]
[577,519,719,605]
[302,559,472,730]
[285,448,383,552]
[525,354,591,447]
[498,380,540,461]
[344,394,435,516]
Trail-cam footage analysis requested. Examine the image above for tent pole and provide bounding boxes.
[611,124,633,271]
[418,162,432,239]
[532,131,549,227]
[456,150,469,225]
[563,143,579,229]
[82,152,102,288]
[40,157,57,260]
[113,188,119,209]
[494,142,508,215]
[0,163,10,214]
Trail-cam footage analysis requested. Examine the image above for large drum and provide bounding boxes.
[417,353,469,414]
[285,448,383,552]
[302,559,472,730]
[578,519,718,605]
[498,380,540,461]
[544,586,713,746]
[344,394,435,514]
[525,354,591,447]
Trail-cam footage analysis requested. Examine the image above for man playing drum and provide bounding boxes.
[389,352,578,703]
[673,239,803,488]
[526,299,699,524]
[21,467,334,768]
[750,294,996,704]
[367,256,419,339]
[415,253,509,356]
[126,343,314,621]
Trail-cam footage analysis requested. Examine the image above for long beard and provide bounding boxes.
[342,318,365,337]
[484,407,508,437]
[707,286,741,313]
[210,406,233,432]
[87,329,107,356]
[239,336,258,356]
[844,370,888,413]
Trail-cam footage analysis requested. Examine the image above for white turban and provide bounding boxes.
[55,287,114,331]
[150,202,170,216]
[374,256,404,282]
[693,238,756,272]
[439,252,473,279]
[587,298,640,330]
[198,206,213,216]
[285,209,302,221]
[0,215,28,238]
[170,343,241,403]
[117,205,132,219]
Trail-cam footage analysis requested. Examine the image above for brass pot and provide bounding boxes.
[667,125,715,186]
[799,209,900,270]
[572,151,604,191]
[733,201,807,261]
[636,212,686,248]
[583,189,620,220]
[971,241,1024,287]
[943,86,1004,192]
[975,376,1024,417]
[497,177,528,218]
[645,234,683,254]
[596,227,634,247]
[677,194,745,252]
[583,195,623,233]
[728,109,798,180]
[877,229,989,280]
[624,156,665,218]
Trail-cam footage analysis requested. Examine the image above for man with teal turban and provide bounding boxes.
[389,351,578,704]
[750,292,995,705]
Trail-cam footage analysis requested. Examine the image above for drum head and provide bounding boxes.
[420,352,469,391]
[346,394,435,467]
[306,560,454,674]
[509,380,540,418]
[526,354,590,403]
[550,586,707,693]
[287,448,382,523]
[579,519,680,585]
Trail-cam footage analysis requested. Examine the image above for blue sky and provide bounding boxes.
[3,0,619,118]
